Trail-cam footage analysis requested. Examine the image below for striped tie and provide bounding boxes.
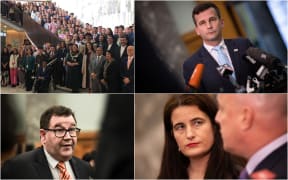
[57,161,71,180]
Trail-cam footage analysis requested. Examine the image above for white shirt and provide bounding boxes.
[120,45,127,57]
[203,39,235,71]
[246,133,287,175]
[107,44,112,51]
[43,148,76,179]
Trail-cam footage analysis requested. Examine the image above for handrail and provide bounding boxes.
[23,12,62,48]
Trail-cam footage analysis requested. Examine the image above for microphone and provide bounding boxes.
[188,63,204,90]
[246,47,279,67]
[245,47,287,92]
[217,64,246,93]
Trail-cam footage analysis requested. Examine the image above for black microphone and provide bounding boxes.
[217,64,246,93]
[246,47,280,67]
[245,47,287,92]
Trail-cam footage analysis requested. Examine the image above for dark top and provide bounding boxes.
[1,147,91,179]
[183,38,256,93]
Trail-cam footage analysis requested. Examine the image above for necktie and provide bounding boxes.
[239,168,249,179]
[57,161,71,180]
[213,45,236,80]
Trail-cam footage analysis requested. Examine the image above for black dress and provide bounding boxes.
[66,52,83,92]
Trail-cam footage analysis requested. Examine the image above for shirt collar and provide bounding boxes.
[246,133,288,174]
[43,147,59,169]
[203,39,226,53]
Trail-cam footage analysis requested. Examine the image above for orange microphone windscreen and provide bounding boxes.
[188,63,204,89]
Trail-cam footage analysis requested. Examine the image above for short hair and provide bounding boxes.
[106,50,113,57]
[40,106,76,129]
[192,2,221,26]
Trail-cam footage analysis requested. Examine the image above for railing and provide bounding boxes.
[23,12,62,48]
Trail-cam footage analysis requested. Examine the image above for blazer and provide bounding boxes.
[89,55,105,79]
[251,143,287,179]
[183,38,256,93]
[1,147,91,179]
[120,57,134,93]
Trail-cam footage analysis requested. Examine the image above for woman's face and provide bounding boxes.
[171,105,214,159]
[105,52,112,60]
[72,45,78,52]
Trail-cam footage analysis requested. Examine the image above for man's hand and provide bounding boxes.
[123,77,130,85]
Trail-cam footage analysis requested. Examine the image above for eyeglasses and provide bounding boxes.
[44,128,81,138]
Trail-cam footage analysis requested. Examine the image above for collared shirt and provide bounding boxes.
[120,45,127,57]
[203,39,235,71]
[246,133,287,175]
[43,148,76,179]
[107,44,112,51]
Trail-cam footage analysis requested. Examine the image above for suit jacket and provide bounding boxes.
[120,57,134,93]
[119,46,128,62]
[183,38,256,93]
[106,43,120,61]
[251,143,287,179]
[89,55,105,80]
[103,59,121,93]
[1,147,91,179]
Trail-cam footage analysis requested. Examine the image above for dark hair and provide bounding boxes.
[192,2,221,26]
[85,42,95,55]
[105,50,114,58]
[40,105,76,129]
[158,94,245,179]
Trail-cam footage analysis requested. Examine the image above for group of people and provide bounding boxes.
[1,0,135,93]
[24,1,134,47]
[1,0,23,26]
[1,39,134,93]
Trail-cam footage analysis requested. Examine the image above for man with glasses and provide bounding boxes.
[2,105,91,179]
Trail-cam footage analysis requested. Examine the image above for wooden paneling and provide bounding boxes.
[6,29,26,48]
[73,131,99,159]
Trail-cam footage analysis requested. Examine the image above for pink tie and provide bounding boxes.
[57,162,71,180]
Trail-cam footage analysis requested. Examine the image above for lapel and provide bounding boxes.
[33,147,53,179]
[254,143,287,173]
[199,46,219,68]
[128,58,134,70]
[224,39,241,80]
[69,157,80,179]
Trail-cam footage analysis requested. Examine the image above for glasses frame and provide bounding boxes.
[44,128,81,138]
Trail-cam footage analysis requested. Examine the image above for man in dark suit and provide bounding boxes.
[118,35,128,62]
[34,60,51,93]
[2,106,91,179]
[120,46,134,93]
[106,35,119,58]
[183,2,255,93]
[216,94,287,179]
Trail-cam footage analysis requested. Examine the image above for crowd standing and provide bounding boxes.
[1,1,135,93]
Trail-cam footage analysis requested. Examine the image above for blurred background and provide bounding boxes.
[135,94,171,179]
[135,0,287,92]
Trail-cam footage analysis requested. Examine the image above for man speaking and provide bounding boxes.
[1,105,91,179]
[183,2,256,92]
